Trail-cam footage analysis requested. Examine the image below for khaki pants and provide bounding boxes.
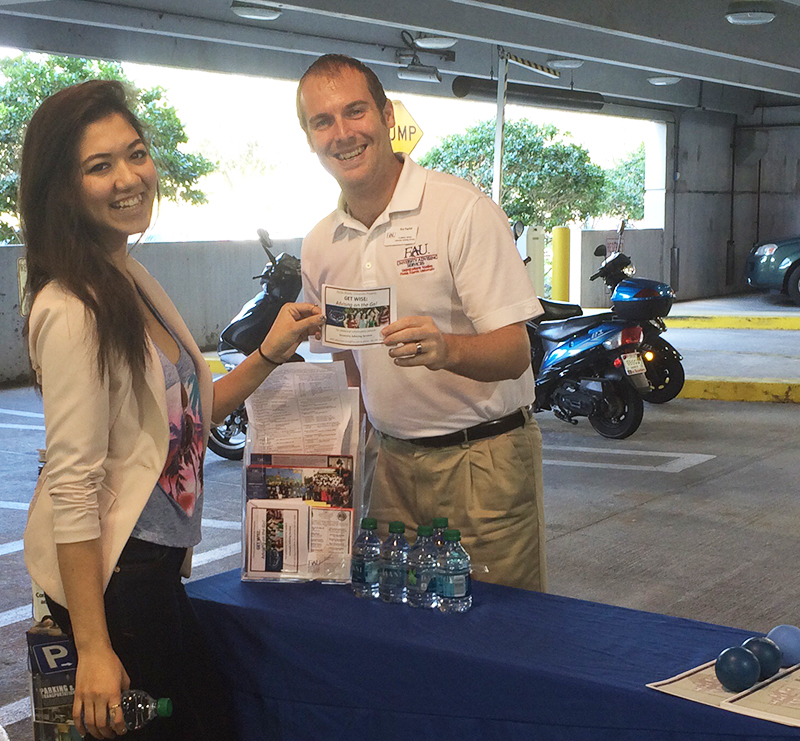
[365,413,546,592]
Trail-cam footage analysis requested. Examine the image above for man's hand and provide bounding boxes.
[382,318,531,382]
[382,316,449,370]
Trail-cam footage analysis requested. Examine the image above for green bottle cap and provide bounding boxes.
[443,528,461,542]
[360,517,377,530]
[388,520,405,533]
[432,517,449,529]
[416,525,433,537]
[156,698,173,718]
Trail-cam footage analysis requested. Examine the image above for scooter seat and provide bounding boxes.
[536,298,584,322]
[537,312,616,342]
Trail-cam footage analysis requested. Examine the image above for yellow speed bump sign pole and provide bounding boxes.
[390,100,423,155]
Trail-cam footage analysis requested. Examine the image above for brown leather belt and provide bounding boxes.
[403,408,528,449]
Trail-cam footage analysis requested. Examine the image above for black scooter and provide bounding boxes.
[208,230,302,460]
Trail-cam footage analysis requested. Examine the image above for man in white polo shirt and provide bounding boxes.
[297,54,546,591]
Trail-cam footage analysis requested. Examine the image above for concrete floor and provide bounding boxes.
[1,290,798,739]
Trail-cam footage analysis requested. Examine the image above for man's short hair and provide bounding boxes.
[296,54,388,132]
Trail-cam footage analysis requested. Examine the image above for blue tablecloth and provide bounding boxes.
[187,570,800,740]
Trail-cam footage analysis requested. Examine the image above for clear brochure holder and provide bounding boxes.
[240,361,364,583]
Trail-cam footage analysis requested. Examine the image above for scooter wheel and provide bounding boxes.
[208,405,247,460]
[588,382,644,439]
[641,341,685,404]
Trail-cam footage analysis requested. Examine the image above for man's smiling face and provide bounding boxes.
[299,67,397,194]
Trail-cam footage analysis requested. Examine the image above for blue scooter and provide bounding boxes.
[591,220,683,403]
[527,301,651,439]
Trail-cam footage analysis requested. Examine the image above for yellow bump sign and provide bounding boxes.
[390,100,423,155]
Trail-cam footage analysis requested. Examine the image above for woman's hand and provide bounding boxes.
[258,302,325,364]
[73,645,130,739]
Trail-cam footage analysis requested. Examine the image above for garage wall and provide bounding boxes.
[0,238,302,385]
[669,109,738,301]
[668,104,800,303]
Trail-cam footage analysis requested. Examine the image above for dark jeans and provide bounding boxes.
[46,538,235,741]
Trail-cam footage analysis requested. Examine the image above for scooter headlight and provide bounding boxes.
[623,264,636,277]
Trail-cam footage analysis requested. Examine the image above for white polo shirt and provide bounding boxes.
[302,155,543,439]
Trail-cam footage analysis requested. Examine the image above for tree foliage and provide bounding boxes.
[418,119,605,231]
[0,53,216,242]
[600,143,645,221]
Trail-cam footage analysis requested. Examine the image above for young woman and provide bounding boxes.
[20,79,323,740]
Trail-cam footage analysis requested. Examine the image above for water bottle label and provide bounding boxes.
[407,568,437,594]
[351,560,379,585]
[438,573,470,598]
[380,565,406,588]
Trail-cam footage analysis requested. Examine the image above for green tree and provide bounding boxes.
[600,143,645,221]
[418,120,605,231]
[0,53,216,242]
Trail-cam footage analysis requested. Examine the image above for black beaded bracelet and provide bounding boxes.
[257,345,283,366]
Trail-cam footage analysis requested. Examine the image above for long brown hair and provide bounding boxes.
[19,80,150,381]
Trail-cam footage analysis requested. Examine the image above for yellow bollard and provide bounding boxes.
[551,226,570,301]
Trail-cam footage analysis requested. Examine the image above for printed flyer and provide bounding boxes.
[242,454,354,581]
[322,284,395,348]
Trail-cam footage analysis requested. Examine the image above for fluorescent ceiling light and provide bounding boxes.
[546,58,584,70]
[725,0,776,24]
[647,75,681,86]
[398,61,441,83]
[414,33,457,50]
[231,1,282,20]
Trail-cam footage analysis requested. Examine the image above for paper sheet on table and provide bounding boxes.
[649,659,800,727]
[724,665,800,727]
[647,660,736,707]
[245,361,350,454]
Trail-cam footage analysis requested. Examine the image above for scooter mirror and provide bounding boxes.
[512,220,525,240]
[594,245,606,257]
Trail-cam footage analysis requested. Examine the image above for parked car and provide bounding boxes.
[745,236,800,306]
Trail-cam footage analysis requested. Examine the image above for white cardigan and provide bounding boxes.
[24,256,214,607]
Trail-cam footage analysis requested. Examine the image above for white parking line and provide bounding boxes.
[201,518,240,530]
[543,446,715,473]
[0,604,31,629]
[191,542,240,567]
[0,540,23,557]
[0,408,43,418]
[0,423,45,430]
[0,501,30,510]
[0,697,31,727]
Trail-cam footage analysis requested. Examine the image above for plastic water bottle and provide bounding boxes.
[437,529,472,613]
[120,690,172,730]
[351,517,381,598]
[407,525,439,609]
[432,516,449,550]
[379,521,409,604]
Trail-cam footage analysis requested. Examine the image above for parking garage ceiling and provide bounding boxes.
[1,0,799,117]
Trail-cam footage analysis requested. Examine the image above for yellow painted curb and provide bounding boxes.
[680,378,800,403]
[203,354,226,375]
[667,316,800,330]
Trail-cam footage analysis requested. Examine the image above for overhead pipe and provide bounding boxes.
[452,76,605,112]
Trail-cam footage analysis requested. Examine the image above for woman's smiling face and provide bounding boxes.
[77,112,157,250]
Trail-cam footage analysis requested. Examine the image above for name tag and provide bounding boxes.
[384,225,418,247]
